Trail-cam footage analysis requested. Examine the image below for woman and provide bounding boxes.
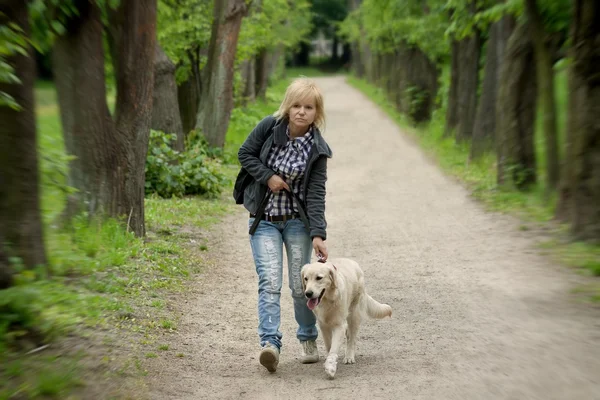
[237,77,333,373]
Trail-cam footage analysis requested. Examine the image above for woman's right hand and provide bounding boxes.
[267,174,290,193]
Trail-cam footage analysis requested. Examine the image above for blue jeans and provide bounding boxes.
[249,218,318,350]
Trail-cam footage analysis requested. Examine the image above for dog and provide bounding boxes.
[301,258,392,379]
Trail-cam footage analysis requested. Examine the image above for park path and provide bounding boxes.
[145,76,600,400]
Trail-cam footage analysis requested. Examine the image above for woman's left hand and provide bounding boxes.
[312,237,328,262]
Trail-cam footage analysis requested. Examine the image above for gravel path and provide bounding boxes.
[145,76,600,400]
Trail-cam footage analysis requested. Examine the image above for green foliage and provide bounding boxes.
[157,0,212,84]
[311,0,348,36]
[0,213,142,356]
[536,0,571,33]
[405,85,431,124]
[449,0,570,39]
[0,277,106,351]
[339,0,449,61]
[237,0,312,61]
[340,0,569,62]
[0,12,29,110]
[470,0,521,33]
[145,130,228,198]
[28,0,78,51]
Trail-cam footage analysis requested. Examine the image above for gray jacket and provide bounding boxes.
[237,115,333,239]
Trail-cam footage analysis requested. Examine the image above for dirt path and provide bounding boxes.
[146,76,600,400]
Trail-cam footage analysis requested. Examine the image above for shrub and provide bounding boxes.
[145,130,228,198]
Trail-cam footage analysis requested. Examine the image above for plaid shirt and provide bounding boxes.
[265,126,314,216]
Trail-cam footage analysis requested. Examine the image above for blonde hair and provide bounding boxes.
[273,77,326,131]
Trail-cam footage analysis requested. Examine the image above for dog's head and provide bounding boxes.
[301,261,337,310]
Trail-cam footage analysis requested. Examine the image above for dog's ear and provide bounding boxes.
[328,266,336,290]
[301,267,306,292]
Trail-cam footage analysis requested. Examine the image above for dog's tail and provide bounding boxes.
[363,293,392,319]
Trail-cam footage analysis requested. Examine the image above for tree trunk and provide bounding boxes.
[525,0,560,191]
[348,0,363,74]
[109,1,157,236]
[0,0,47,288]
[53,1,120,222]
[455,29,482,142]
[195,0,248,148]
[0,241,10,289]
[341,42,352,65]
[556,0,600,240]
[390,44,439,123]
[331,34,339,63]
[268,44,286,80]
[251,0,267,101]
[496,22,538,189]
[471,16,515,159]
[444,40,460,136]
[363,42,373,83]
[53,0,157,237]
[350,42,364,77]
[177,48,201,137]
[293,41,311,66]
[255,48,269,100]
[405,47,440,123]
[152,44,184,152]
[241,58,256,105]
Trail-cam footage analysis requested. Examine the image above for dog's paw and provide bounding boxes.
[324,357,337,379]
[343,355,355,364]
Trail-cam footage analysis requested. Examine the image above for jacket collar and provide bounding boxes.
[273,118,333,158]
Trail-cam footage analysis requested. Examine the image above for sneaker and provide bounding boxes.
[259,343,279,372]
[300,340,319,364]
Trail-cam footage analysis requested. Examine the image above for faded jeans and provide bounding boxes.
[249,218,318,350]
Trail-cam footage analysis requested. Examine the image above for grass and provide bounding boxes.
[0,73,294,398]
[346,70,600,287]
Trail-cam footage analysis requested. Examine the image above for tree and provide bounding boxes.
[555,0,600,240]
[236,0,313,102]
[152,44,185,152]
[496,21,538,189]
[241,57,256,103]
[444,1,482,142]
[524,0,560,191]
[310,0,349,64]
[0,0,47,288]
[157,0,212,136]
[346,0,366,77]
[444,39,460,136]
[470,15,515,159]
[53,0,157,236]
[195,0,247,148]
[338,0,447,122]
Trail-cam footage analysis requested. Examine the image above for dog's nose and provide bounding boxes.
[305,290,313,298]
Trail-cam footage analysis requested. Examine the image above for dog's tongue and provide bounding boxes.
[307,298,319,310]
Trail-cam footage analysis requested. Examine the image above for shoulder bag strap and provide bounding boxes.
[285,189,311,233]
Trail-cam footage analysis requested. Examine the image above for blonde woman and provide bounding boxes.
[237,77,333,373]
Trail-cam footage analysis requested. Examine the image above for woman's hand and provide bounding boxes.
[312,237,328,261]
[267,174,290,193]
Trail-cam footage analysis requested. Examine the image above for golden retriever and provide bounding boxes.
[301,258,392,379]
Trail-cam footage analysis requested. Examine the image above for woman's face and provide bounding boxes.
[288,96,317,132]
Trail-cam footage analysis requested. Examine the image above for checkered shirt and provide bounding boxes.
[265,126,314,216]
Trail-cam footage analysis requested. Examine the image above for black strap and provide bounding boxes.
[248,189,272,235]
[248,187,311,235]
[284,189,310,232]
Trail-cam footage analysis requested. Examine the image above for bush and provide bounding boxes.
[145,130,228,198]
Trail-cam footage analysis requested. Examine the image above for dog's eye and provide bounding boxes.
[304,277,308,281]
[316,276,322,281]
